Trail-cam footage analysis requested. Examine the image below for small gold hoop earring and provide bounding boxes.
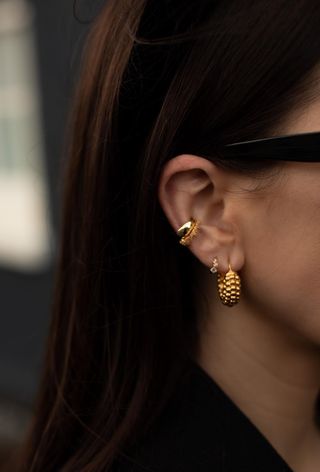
[177,217,200,246]
[217,262,241,307]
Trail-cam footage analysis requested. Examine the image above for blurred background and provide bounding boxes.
[0,0,100,465]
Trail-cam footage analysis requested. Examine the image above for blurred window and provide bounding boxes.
[0,0,53,272]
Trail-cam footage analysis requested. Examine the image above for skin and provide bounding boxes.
[157,97,320,472]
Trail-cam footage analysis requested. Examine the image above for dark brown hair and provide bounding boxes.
[10,0,320,470]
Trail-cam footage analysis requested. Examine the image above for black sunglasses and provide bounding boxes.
[211,131,320,162]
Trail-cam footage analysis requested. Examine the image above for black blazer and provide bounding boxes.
[115,359,294,471]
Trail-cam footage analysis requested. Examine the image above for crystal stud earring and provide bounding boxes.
[210,257,219,274]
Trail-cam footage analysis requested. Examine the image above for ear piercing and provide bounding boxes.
[210,257,219,273]
[177,218,241,306]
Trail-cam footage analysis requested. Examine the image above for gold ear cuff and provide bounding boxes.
[177,217,199,246]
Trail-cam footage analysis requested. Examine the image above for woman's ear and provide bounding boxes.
[157,154,245,274]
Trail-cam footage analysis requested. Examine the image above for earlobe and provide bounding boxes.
[175,214,244,306]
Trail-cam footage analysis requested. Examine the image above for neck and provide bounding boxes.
[194,266,320,468]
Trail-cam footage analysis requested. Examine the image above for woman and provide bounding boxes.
[11,0,320,471]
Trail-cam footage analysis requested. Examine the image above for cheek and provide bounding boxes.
[243,192,320,346]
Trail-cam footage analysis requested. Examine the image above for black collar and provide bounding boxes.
[117,358,295,471]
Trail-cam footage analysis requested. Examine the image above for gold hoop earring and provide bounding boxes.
[217,262,241,307]
[177,217,199,246]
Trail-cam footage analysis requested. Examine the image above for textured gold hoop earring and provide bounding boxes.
[217,263,241,307]
[177,217,199,246]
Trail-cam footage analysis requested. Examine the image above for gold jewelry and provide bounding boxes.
[217,262,241,307]
[177,217,199,246]
[210,257,219,274]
